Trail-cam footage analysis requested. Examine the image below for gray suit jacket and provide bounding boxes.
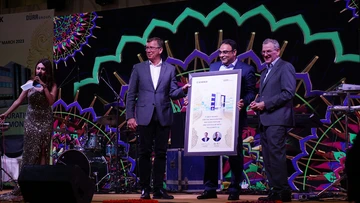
[257,58,296,126]
[126,60,185,126]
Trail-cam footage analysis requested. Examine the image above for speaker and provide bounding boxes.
[18,165,95,203]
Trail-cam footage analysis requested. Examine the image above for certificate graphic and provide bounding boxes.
[184,69,241,156]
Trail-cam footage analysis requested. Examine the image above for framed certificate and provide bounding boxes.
[184,69,242,156]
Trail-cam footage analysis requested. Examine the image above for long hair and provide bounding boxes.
[34,58,54,88]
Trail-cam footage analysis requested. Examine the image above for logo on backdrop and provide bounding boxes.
[25,13,51,21]
[0,16,4,23]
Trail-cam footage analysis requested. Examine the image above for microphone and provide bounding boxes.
[33,72,42,87]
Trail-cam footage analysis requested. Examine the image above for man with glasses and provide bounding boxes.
[197,39,256,201]
[250,38,296,202]
[126,37,190,199]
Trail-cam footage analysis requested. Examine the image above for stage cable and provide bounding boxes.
[57,64,77,88]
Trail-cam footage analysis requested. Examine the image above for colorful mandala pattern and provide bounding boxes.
[345,0,359,19]
[62,2,359,193]
[53,12,98,67]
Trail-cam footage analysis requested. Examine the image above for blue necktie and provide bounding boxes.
[263,64,272,82]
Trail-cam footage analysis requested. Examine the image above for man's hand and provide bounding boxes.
[237,99,244,110]
[183,96,189,106]
[127,118,137,131]
[182,83,191,93]
[249,101,265,111]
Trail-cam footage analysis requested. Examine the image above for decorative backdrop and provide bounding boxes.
[51,0,359,193]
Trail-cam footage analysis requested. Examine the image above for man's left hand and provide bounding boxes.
[182,83,191,93]
[183,96,189,106]
[250,101,265,111]
[237,99,244,110]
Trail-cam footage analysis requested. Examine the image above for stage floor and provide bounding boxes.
[0,190,348,203]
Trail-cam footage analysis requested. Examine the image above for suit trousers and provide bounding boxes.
[203,128,244,192]
[259,124,290,192]
[137,110,170,190]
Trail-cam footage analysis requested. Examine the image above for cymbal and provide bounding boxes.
[54,116,81,129]
[97,115,125,126]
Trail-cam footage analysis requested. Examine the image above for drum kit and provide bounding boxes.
[52,114,139,194]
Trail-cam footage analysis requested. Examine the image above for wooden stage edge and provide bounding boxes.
[0,190,348,203]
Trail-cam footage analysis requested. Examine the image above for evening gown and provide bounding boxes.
[22,87,53,167]
[0,87,53,201]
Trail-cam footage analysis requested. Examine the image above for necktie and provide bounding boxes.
[263,64,272,82]
[227,64,234,69]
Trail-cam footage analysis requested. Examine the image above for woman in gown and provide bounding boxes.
[0,58,57,200]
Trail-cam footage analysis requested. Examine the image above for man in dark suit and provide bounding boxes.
[126,37,190,199]
[213,132,221,142]
[250,38,296,202]
[197,39,256,201]
[202,132,210,142]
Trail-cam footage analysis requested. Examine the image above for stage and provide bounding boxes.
[0,190,348,203]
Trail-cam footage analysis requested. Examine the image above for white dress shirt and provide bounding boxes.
[149,60,162,89]
[264,57,280,82]
[219,59,237,71]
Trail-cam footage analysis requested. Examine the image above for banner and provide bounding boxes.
[0,105,27,136]
[0,9,54,107]
[0,10,54,171]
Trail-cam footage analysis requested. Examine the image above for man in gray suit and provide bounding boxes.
[250,38,296,202]
[126,37,190,199]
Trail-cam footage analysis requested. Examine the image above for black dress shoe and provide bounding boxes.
[197,190,217,199]
[280,190,292,202]
[153,189,174,199]
[228,192,240,200]
[258,191,280,201]
[258,191,292,202]
[140,189,150,199]
[258,196,274,201]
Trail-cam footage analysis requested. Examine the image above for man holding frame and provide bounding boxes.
[195,39,256,200]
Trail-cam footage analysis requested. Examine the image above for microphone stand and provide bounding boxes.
[100,76,124,194]
[314,91,352,201]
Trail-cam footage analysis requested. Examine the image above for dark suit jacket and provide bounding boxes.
[126,60,185,126]
[202,137,210,142]
[209,60,256,128]
[257,58,296,126]
[213,136,221,142]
